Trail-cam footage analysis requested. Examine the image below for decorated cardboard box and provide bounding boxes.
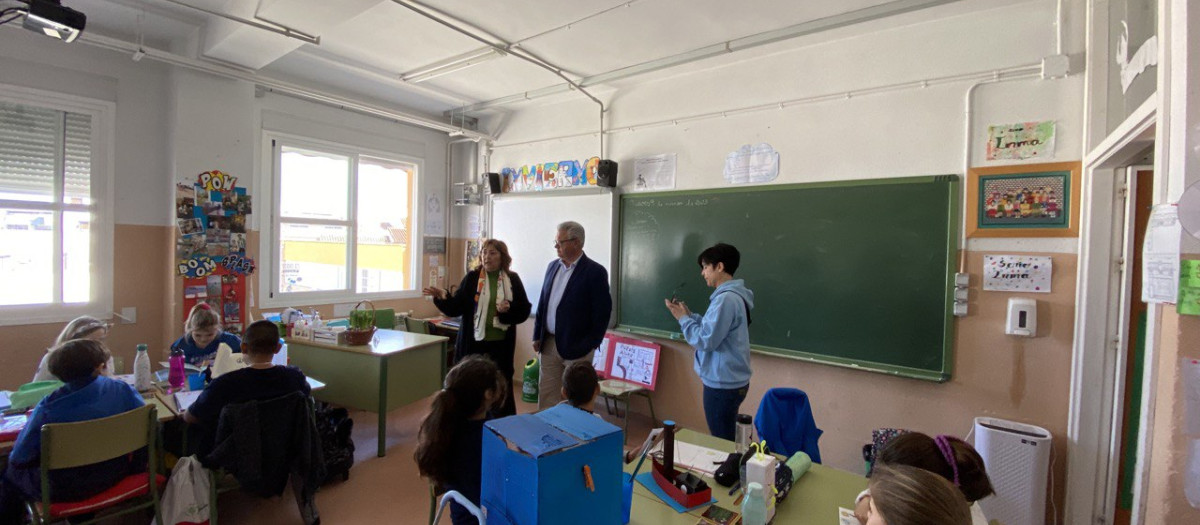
[481,405,622,525]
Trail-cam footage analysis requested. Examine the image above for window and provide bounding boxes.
[265,135,420,305]
[0,88,112,323]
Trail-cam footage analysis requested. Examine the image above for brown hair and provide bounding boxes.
[54,316,108,347]
[869,465,972,525]
[48,339,112,383]
[877,432,995,502]
[562,361,599,408]
[414,356,503,489]
[475,238,513,272]
[185,303,222,333]
[243,320,281,355]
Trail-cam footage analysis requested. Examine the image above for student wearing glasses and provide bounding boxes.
[532,221,612,409]
[32,316,115,382]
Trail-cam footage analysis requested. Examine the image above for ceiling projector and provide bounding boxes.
[22,0,86,43]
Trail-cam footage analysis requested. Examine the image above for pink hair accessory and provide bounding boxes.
[196,303,212,310]
[934,435,961,487]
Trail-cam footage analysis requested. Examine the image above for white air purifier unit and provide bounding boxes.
[973,417,1052,525]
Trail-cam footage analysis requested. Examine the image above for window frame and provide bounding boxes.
[260,131,423,308]
[0,84,115,325]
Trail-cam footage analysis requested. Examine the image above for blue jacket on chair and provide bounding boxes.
[755,388,822,463]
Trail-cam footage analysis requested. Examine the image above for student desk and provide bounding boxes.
[627,429,866,524]
[285,329,448,457]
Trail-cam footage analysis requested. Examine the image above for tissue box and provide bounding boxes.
[481,405,622,525]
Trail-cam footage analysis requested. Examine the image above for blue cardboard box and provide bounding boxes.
[481,405,623,525]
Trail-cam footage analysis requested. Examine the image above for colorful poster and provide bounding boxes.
[986,121,1056,160]
[982,255,1052,293]
[175,170,254,277]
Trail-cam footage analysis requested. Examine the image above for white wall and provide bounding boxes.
[0,28,173,227]
[488,1,1083,210]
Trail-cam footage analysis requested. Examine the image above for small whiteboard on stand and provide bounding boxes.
[490,189,616,312]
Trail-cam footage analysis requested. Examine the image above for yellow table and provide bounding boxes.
[285,329,448,457]
[627,429,866,524]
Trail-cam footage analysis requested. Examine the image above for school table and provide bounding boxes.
[285,329,448,457]
[626,429,867,524]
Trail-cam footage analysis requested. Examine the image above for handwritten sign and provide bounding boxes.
[986,121,1056,160]
[983,255,1052,293]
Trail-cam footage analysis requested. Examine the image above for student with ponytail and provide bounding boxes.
[855,432,995,525]
[173,303,242,365]
[414,356,504,525]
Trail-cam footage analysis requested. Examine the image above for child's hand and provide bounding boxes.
[853,494,871,525]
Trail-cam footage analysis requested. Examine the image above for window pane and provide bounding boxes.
[279,223,347,293]
[63,211,90,303]
[63,112,92,205]
[0,101,59,202]
[0,209,54,305]
[280,146,349,220]
[357,158,413,293]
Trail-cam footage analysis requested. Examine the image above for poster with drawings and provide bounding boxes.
[592,335,613,379]
[595,335,661,391]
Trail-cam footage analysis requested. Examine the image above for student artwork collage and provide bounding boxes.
[500,156,602,193]
[174,170,255,280]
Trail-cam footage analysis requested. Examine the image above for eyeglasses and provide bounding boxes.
[553,237,578,248]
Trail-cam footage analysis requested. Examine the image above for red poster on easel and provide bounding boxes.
[591,333,661,391]
[181,266,247,336]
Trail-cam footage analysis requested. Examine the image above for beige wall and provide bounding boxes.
[1144,292,1200,522]
[514,250,1074,521]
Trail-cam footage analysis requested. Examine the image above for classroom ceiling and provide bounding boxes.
[30,0,1009,122]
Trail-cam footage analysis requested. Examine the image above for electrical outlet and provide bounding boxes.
[954,288,969,301]
[119,307,137,324]
[953,301,969,317]
[955,273,970,286]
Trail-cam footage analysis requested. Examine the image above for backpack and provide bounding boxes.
[313,401,355,484]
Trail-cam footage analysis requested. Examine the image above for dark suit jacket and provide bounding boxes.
[533,253,612,360]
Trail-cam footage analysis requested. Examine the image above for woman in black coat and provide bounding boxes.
[423,239,531,416]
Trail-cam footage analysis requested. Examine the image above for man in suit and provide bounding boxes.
[533,221,612,409]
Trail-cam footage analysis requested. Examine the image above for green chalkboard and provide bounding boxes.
[615,175,959,382]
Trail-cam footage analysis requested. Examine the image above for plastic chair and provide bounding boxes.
[754,388,823,463]
[405,317,431,334]
[432,490,485,525]
[24,404,164,525]
[374,308,396,329]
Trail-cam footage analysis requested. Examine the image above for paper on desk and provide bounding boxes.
[650,439,728,476]
[0,391,10,411]
[174,390,202,412]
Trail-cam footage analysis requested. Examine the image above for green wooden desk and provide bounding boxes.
[626,429,866,524]
[285,329,448,457]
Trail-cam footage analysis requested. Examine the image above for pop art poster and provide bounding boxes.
[175,170,254,277]
[986,121,1056,160]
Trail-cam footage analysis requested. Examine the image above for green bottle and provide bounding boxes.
[521,358,539,403]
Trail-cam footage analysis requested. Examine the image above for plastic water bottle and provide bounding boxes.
[133,344,152,391]
[168,344,186,389]
[741,482,768,525]
[735,414,754,454]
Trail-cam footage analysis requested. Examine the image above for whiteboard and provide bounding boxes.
[490,190,616,312]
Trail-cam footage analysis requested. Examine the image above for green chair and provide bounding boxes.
[374,308,396,329]
[25,404,164,525]
[405,317,431,334]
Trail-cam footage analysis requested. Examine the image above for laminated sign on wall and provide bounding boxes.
[983,255,1052,293]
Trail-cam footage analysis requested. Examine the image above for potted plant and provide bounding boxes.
[345,301,377,345]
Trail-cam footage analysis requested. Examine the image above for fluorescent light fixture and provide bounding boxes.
[401,47,506,83]
[21,0,86,43]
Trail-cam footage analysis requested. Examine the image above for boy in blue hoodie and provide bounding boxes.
[665,242,754,440]
[0,339,146,523]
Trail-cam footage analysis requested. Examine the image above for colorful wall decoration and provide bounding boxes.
[175,170,253,334]
[500,157,600,193]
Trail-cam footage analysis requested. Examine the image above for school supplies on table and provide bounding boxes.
[649,437,728,476]
[0,413,28,441]
[0,390,11,412]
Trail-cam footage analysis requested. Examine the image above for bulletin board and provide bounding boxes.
[175,170,255,335]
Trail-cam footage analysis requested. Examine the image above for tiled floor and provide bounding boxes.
[205,396,657,524]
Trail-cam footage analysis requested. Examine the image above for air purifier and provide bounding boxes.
[974,417,1052,525]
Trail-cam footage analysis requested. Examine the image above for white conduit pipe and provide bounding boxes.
[491,63,1043,151]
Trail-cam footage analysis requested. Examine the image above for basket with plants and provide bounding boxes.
[345,300,377,345]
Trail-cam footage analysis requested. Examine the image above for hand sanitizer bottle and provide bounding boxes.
[133,344,152,391]
[741,482,768,525]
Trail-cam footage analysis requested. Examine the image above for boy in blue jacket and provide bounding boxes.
[0,339,146,523]
[665,243,754,440]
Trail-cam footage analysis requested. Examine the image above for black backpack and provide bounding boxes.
[313,401,355,484]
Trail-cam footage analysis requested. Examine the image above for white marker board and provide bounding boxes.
[490,190,616,312]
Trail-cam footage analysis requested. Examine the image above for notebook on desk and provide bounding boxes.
[174,390,202,412]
